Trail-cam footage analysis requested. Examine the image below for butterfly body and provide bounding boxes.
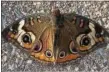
[2,9,109,63]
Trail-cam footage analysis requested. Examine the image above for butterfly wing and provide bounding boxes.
[54,12,109,63]
[2,14,56,62]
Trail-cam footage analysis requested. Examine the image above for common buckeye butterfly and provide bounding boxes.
[2,9,109,63]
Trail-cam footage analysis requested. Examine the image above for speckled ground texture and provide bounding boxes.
[1,1,109,72]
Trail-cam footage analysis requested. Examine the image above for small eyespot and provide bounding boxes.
[22,33,32,43]
[34,41,42,52]
[12,30,18,35]
[95,33,102,38]
[45,50,52,58]
[10,27,18,35]
[59,51,65,58]
[69,41,78,53]
[80,35,90,46]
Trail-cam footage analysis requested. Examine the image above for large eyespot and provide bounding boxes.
[22,33,32,43]
[80,35,90,46]
[45,50,52,58]
[59,51,66,58]
[34,41,42,52]
[69,41,78,53]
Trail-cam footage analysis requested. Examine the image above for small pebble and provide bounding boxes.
[75,67,79,71]
[27,60,32,64]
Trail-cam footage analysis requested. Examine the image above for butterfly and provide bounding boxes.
[2,9,109,63]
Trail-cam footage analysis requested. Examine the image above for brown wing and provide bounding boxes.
[2,14,56,62]
[53,10,109,63]
[63,13,109,52]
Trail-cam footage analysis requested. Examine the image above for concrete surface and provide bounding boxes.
[1,1,109,72]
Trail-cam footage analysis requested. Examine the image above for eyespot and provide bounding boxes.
[12,30,18,35]
[34,41,42,52]
[59,51,65,58]
[80,35,90,46]
[10,27,18,35]
[45,50,52,58]
[95,33,102,38]
[22,33,32,43]
[69,41,78,53]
